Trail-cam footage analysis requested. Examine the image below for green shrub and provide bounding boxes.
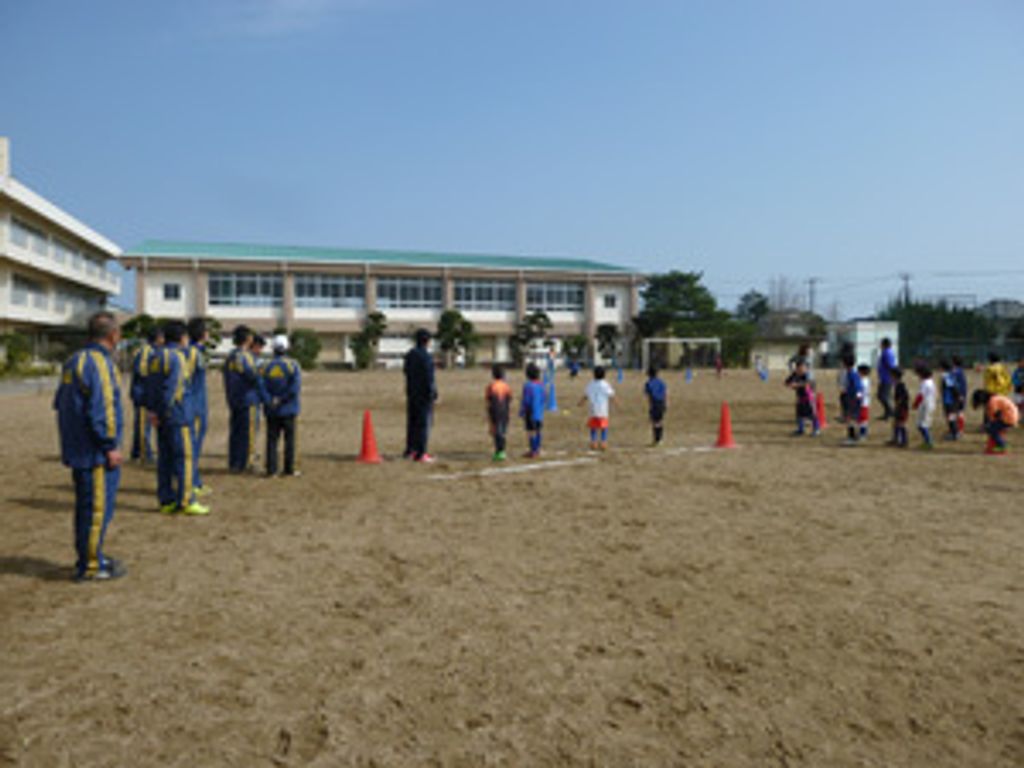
[289,328,322,370]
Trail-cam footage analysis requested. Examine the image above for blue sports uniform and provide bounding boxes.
[520,380,546,454]
[149,343,197,509]
[403,345,437,459]
[224,347,262,471]
[844,369,864,439]
[186,342,208,490]
[262,355,302,475]
[129,342,155,461]
[53,343,124,579]
[644,376,667,421]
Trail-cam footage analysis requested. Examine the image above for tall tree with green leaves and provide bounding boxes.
[349,311,388,369]
[735,290,770,323]
[510,311,552,366]
[436,309,479,368]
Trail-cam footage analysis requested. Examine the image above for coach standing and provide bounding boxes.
[403,328,437,463]
[877,337,897,421]
[54,311,125,581]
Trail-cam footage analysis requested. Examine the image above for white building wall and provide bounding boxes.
[144,271,197,318]
[463,309,516,325]
[592,285,628,327]
[294,307,362,322]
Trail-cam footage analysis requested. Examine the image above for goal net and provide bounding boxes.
[641,337,721,373]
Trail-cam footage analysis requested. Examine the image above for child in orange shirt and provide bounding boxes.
[485,364,513,462]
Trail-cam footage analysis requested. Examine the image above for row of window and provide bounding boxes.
[9,274,100,315]
[197,273,608,311]
[8,218,114,284]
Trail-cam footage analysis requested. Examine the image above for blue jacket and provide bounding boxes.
[129,343,154,407]
[148,343,193,427]
[262,355,302,418]
[520,380,546,423]
[53,343,124,469]
[845,369,864,411]
[224,347,263,410]
[186,342,208,420]
[644,377,667,403]
[954,367,969,399]
[403,346,437,405]
[877,347,897,385]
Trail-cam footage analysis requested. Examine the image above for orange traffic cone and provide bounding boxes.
[715,401,737,448]
[815,391,828,430]
[357,410,382,464]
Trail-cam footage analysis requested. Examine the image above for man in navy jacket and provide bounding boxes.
[403,328,438,463]
[261,334,301,476]
[54,311,125,581]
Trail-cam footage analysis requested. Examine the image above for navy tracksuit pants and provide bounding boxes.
[130,404,154,461]
[192,411,207,490]
[72,465,120,578]
[228,406,256,471]
[157,423,195,508]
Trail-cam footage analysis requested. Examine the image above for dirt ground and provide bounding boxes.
[1,367,1022,767]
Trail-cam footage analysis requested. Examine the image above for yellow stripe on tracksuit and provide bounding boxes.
[88,465,105,575]
[89,351,117,437]
[182,426,194,505]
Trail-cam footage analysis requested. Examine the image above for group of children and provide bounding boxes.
[783,350,1021,454]
[483,362,669,461]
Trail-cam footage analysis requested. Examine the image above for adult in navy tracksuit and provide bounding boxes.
[186,317,210,494]
[876,337,897,421]
[262,334,302,476]
[53,311,125,581]
[149,321,207,515]
[129,327,161,462]
[224,325,262,472]
[403,328,438,462]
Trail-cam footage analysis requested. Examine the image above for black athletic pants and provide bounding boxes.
[406,399,433,458]
[266,415,297,475]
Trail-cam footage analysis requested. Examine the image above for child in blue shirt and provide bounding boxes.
[520,362,546,458]
[842,354,864,445]
[644,366,667,445]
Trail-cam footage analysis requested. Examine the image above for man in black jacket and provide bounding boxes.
[403,328,438,463]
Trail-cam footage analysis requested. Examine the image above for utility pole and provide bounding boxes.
[806,277,820,314]
[898,272,912,305]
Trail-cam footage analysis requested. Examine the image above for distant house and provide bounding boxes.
[749,310,826,370]
[826,319,899,369]
[977,299,1024,322]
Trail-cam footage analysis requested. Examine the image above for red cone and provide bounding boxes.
[357,410,382,464]
[715,401,737,449]
[815,390,828,430]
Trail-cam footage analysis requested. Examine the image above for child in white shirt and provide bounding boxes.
[913,364,937,449]
[579,366,616,451]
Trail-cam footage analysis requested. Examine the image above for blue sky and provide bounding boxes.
[2,0,1022,316]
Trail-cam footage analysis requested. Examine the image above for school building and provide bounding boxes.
[0,138,122,358]
[121,240,643,365]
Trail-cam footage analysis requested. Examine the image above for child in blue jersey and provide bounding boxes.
[842,354,864,445]
[520,362,546,458]
[938,359,963,440]
[644,365,667,445]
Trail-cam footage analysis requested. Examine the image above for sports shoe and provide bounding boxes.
[159,502,178,516]
[75,558,126,582]
[841,437,860,447]
[917,442,934,451]
[194,485,213,497]
[180,502,211,516]
[492,451,507,462]
[415,454,436,464]
[284,470,303,477]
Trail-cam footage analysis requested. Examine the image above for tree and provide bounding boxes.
[596,323,620,363]
[563,334,588,364]
[510,311,552,366]
[121,313,157,342]
[289,329,322,370]
[349,311,388,370]
[436,309,479,368]
[0,331,32,372]
[880,299,996,365]
[735,290,769,323]
[636,271,718,336]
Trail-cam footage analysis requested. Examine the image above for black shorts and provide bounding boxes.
[524,416,543,432]
[649,401,665,422]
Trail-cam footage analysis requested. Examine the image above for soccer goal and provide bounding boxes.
[641,337,722,373]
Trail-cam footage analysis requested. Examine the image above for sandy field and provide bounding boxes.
[1,367,1022,767]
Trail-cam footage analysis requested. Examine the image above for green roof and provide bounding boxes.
[127,239,633,273]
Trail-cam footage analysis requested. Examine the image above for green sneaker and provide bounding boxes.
[917,442,934,451]
[493,451,507,462]
[180,502,211,516]
[194,485,213,497]
[159,503,178,516]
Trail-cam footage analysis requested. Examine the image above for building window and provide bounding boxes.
[376,277,443,309]
[603,293,617,309]
[11,218,48,255]
[163,283,182,301]
[11,275,45,307]
[209,272,283,307]
[454,279,516,311]
[295,274,365,309]
[85,259,98,277]
[55,292,68,312]
[526,282,584,312]
[53,239,75,265]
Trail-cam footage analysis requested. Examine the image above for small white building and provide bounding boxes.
[0,138,122,356]
[826,319,899,368]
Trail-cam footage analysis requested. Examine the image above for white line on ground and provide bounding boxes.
[428,457,598,481]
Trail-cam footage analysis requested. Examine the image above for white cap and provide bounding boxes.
[272,334,289,353]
